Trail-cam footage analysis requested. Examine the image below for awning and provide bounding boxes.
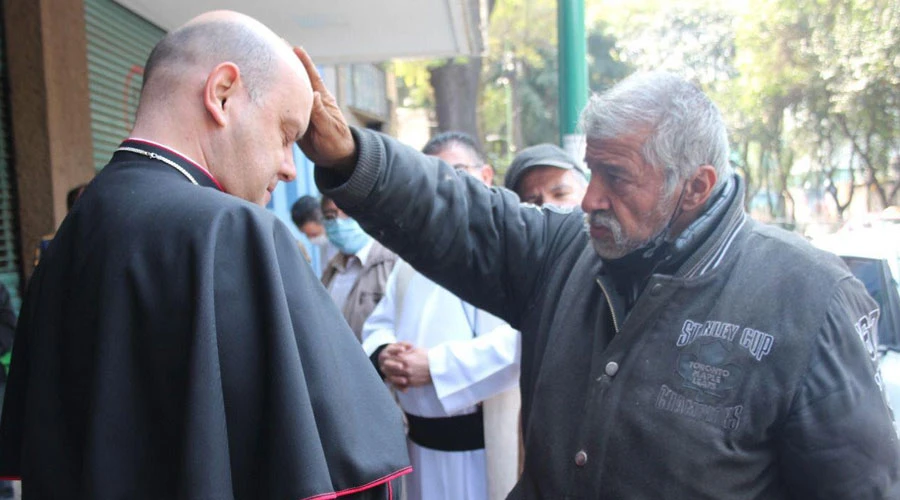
[114,0,485,64]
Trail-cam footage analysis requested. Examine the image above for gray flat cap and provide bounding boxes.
[504,143,587,191]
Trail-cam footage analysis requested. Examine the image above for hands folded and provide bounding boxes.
[378,342,432,391]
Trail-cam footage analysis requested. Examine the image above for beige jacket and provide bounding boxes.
[321,240,397,340]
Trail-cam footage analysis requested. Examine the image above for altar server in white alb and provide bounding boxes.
[361,132,521,500]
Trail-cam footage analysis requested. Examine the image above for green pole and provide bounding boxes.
[557,0,587,158]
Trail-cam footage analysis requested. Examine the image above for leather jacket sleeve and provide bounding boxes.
[777,276,900,498]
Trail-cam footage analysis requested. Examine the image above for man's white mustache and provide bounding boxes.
[584,211,619,229]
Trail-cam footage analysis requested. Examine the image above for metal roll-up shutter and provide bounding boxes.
[85,0,164,171]
[0,10,22,310]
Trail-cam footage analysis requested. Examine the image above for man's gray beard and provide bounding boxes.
[582,199,674,260]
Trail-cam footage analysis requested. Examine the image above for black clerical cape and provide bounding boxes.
[0,140,410,498]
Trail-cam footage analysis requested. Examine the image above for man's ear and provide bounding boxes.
[481,165,495,186]
[203,62,242,127]
[681,165,717,211]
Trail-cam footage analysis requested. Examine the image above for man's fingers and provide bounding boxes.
[294,47,338,111]
[378,346,404,370]
[384,343,408,356]
[294,47,326,92]
[291,48,354,166]
[381,358,406,374]
[307,92,328,125]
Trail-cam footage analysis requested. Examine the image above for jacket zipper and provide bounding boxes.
[595,277,620,333]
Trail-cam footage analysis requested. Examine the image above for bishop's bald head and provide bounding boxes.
[133,11,314,206]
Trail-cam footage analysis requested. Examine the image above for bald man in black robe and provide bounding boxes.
[0,10,409,499]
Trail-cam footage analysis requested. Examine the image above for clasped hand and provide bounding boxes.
[378,342,432,391]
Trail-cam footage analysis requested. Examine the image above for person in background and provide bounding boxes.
[295,45,900,499]
[291,194,337,274]
[33,183,87,269]
[0,11,409,498]
[362,131,521,500]
[321,194,397,340]
[504,143,587,208]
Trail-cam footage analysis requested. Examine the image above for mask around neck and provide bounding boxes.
[618,174,737,271]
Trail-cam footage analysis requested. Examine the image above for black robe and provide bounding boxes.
[0,140,410,499]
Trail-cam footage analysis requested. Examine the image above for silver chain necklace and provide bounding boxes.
[115,146,199,186]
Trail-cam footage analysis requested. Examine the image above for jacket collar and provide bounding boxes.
[674,174,748,279]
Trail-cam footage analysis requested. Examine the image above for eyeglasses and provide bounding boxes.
[453,163,484,172]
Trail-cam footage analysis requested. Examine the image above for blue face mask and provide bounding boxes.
[324,217,371,255]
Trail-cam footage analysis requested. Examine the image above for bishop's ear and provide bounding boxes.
[203,62,242,127]
[681,165,718,211]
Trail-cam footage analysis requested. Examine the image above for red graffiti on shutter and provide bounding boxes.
[123,65,145,131]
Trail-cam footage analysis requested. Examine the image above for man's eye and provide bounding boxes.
[607,172,627,185]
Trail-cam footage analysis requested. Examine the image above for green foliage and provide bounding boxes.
[393,60,435,108]
[479,0,632,169]
[587,23,631,92]
[397,0,900,220]
[732,0,900,215]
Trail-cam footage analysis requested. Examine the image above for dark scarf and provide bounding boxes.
[602,176,737,313]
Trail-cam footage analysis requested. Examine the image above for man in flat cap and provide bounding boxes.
[504,143,587,208]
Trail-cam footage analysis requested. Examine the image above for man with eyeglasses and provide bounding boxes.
[361,132,521,500]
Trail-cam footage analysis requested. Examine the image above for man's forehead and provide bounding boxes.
[584,134,647,163]
[282,52,313,92]
[432,145,480,166]
[272,51,312,93]
[273,61,313,130]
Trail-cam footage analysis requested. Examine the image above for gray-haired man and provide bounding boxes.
[297,47,900,499]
